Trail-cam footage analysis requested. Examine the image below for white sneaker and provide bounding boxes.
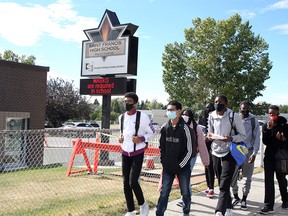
[124,211,136,216]
[215,212,223,216]
[140,201,149,216]
[224,208,233,216]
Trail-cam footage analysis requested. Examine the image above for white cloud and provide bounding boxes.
[229,10,256,20]
[270,24,288,34]
[267,0,288,10]
[261,0,288,13]
[0,0,99,46]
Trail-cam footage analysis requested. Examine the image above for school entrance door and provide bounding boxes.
[4,118,28,170]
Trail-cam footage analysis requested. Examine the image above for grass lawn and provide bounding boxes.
[0,165,181,216]
[0,163,263,216]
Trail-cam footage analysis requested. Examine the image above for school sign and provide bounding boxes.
[80,10,138,95]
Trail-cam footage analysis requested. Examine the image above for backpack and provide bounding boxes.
[229,111,256,142]
[120,111,147,151]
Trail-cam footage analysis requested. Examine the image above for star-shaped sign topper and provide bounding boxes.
[85,10,138,42]
[81,10,139,77]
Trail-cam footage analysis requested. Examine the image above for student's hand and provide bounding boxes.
[207,133,213,141]
[222,136,233,142]
[118,135,124,143]
[132,136,142,144]
[204,134,210,142]
[276,132,287,142]
[248,155,256,163]
[282,133,287,142]
[267,120,274,129]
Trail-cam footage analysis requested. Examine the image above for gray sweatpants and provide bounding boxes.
[231,149,254,196]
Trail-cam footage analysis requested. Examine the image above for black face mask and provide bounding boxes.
[125,103,134,111]
[240,110,249,117]
[214,103,225,112]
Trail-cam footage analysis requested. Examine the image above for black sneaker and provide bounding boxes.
[232,198,240,206]
[282,201,288,209]
[240,200,247,210]
[259,206,274,215]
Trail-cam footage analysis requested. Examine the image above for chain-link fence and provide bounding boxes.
[0,128,169,216]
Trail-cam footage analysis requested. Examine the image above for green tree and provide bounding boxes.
[146,99,165,110]
[46,77,91,127]
[90,106,102,121]
[93,98,100,106]
[279,105,288,113]
[138,99,148,110]
[0,50,36,65]
[75,96,92,121]
[89,98,101,121]
[162,14,272,111]
[111,98,125,114]
[251,102,270,116]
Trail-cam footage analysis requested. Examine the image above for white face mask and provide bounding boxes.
[182,115,189,123]
[166,111,177,120]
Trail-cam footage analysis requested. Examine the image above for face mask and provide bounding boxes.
[240,110,249,117]
[214,103,225,112]
[166,111,177,120]
[125,103,134,111]
[182,115,189,123]
[269,115,278,121]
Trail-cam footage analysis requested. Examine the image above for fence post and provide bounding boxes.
[0,131,4,172]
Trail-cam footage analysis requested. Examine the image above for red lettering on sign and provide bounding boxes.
[87,84,94,89]
[93,77,109,84]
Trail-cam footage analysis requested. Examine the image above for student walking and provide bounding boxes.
[207,95,246,216]
[118,92,156,216]
[199,103,216,198]
[259,105,288,215]
[177,109,210,207]
[231,100,260,210]
[156,101,193,216]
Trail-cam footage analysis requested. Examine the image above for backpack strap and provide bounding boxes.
[251,116,255,132]
[135,111,141,136]
[250,116,256,146]
[120,114,124,135]
[229,111,236,135]
[134,111,141,151]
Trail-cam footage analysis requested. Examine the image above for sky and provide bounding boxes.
[0,0,288,106]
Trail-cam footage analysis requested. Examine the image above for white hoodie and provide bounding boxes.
[208,108,246,157]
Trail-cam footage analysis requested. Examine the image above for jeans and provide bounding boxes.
[179,156,197,201]
[212,153,236,214]
[122,153,145,212]
[189,156,197,195]
[156,167,191,216]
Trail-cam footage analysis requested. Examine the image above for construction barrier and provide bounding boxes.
[66,137,160,176]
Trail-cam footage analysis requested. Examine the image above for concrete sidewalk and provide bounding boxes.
[148,154,288,216]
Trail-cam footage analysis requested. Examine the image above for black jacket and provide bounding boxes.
[159,118,193,175]
[262,116,288,158]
